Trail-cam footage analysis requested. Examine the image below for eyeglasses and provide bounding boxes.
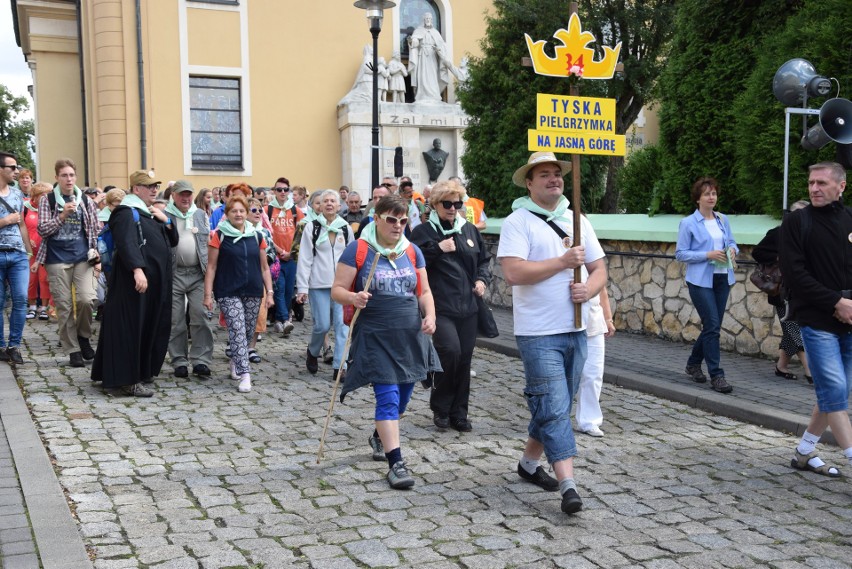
[380,213,408,226]
[1,164,20,171]
[249,207,261,214]
[274,187,290,193]
[440,200,464,210]
[143,184,160,191]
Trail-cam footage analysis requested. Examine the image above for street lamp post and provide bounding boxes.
[354,0,396,192]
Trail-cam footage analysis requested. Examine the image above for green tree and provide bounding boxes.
[656,0,799,215]
[457,0,676,216]
[731,0,852,215]
[0,84,35,175]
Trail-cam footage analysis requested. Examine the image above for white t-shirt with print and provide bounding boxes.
[498,208,605,336]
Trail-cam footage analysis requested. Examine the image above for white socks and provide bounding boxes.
[519,456,539,475]
[558,478,577,496]
[796,431,820,456]
[843,447,852,468]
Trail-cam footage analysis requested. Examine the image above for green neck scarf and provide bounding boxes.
[428,210,466,235]
[359,221,410,269]
[120,194,153,217]
[217,219,256,243]
[211,200,222,211]
[269,195,294,212]
[165,200,198,229]
[511,195,570,223]
[315,214,349,245]
[97,208,111,222]
[24,200,37,212]
[53,185,83,214]
[305,208,320,223]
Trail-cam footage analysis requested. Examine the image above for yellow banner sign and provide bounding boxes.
[528,129,626,156]
[536,94,616,131]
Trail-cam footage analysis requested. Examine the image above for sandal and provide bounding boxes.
[774,367,797,380]
[790,450,841,478]
[26,309,36,320]
[248,349,261,363]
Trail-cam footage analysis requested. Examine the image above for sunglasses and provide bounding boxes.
[249,208,261,214]
[380,213,408,226]
[1,164,21,171]
[275,187,290,192]
[440,200,464,210]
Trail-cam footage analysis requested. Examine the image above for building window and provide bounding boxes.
[188,0,239,5]
[189,76,242,170]
[399,0,441,59]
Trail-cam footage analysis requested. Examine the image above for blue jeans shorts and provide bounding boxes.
[373,383,415,421]
[516,332,587,464]
[801,327,852,413]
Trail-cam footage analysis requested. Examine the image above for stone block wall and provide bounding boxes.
[481,234,782,359]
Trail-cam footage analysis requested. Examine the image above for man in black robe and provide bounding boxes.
[91,170,179,397]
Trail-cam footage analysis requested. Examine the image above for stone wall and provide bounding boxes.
[481,234,781,359]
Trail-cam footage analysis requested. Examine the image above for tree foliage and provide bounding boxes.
[457,0,676,216]
[0,85,35,175]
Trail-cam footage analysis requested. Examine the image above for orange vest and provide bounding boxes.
[464,197,485,225]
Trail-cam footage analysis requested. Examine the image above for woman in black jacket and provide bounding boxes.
[752,200,812,382]
[411,180,491,432]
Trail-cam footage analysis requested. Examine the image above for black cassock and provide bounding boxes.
[92,205,179,387]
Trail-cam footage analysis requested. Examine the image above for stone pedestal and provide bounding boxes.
[338,101,470,197]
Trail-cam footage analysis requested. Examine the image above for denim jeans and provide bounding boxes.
[515,332,587,464]
[801,327,852,413]
[273,259,296,322]
[0,251,31,348]
[686,274,730,378]
[307,288,349,369]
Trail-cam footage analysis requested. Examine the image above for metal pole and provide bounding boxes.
[569,1,582,328]
[370,23,381,191]
[783,109,790,211]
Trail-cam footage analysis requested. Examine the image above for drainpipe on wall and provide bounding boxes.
[136,0,147,169]
[75,0,90,185]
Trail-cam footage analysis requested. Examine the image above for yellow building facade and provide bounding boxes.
[12,0,492,189]
[13,0,658,191]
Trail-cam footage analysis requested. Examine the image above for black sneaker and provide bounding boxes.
[0,348,10,363]
[6,347,23,365]
[306,348,318,374]
[322,346,334,364]
[192,364,211,378]
[387,461,415,489]
[560,488,583,514]
[368,434,384,461]
[69,352,85,368]
[451,418,473,432]
[517,463,558,491]
[710,376,733,394]
[433,414,450,429]
[78,336,95,361]
[291,302,304,322]
[174,366,189,378]
[685,364,707,383]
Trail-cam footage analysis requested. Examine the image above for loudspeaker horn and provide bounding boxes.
[773,58,832,107]
[801,98,852,151]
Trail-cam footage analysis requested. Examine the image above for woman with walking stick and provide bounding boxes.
[331,195,439,490]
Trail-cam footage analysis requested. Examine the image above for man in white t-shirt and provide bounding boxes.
[497,151,607,515]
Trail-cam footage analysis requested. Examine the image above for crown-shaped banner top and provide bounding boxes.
[525,12,621,80]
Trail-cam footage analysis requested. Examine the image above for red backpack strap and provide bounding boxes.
[406,244,422,297]
[350,239,370,292]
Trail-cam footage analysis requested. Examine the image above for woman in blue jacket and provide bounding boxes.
[675,177,738,394]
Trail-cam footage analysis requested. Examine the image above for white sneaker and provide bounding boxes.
[470,369,477,378]
[238,374,251,393]
[273,322,285,334]
[281,321,294,336]
[230,360,240,380]
[582,427,604,437]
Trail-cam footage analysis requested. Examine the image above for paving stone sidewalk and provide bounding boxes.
[5,312,852,568]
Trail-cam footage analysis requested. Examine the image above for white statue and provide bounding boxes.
[338,45,374,106]
[457,56,470,83]
[377,57,390,102]
[408,13,460,103]
[387,50,408,103]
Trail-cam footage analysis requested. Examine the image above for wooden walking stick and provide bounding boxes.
[317,249,381,463]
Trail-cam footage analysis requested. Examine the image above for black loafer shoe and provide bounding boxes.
[78,336,95,361]
[306,348,318,374]
[517,463,559,491]
[560,488,583,514]
[6,347,23,365]
[450,418,473,432]
[433,414,450,429]
[192,364,211,377]
[69,352,85,368]
[174,366,189,378]
[0,349,10,362]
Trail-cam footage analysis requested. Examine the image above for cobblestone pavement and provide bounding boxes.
[13,315,852,568]
[0,411,40,567]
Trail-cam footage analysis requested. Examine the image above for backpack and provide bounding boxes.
[342,240,421,325]
[310,220,350,256]
[97,208,143,275]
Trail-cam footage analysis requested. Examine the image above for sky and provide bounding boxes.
[0,2,35,120]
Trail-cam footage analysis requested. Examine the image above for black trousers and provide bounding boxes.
[430,312,478,420]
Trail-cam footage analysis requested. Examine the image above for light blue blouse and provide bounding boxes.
[675,209,738,288]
